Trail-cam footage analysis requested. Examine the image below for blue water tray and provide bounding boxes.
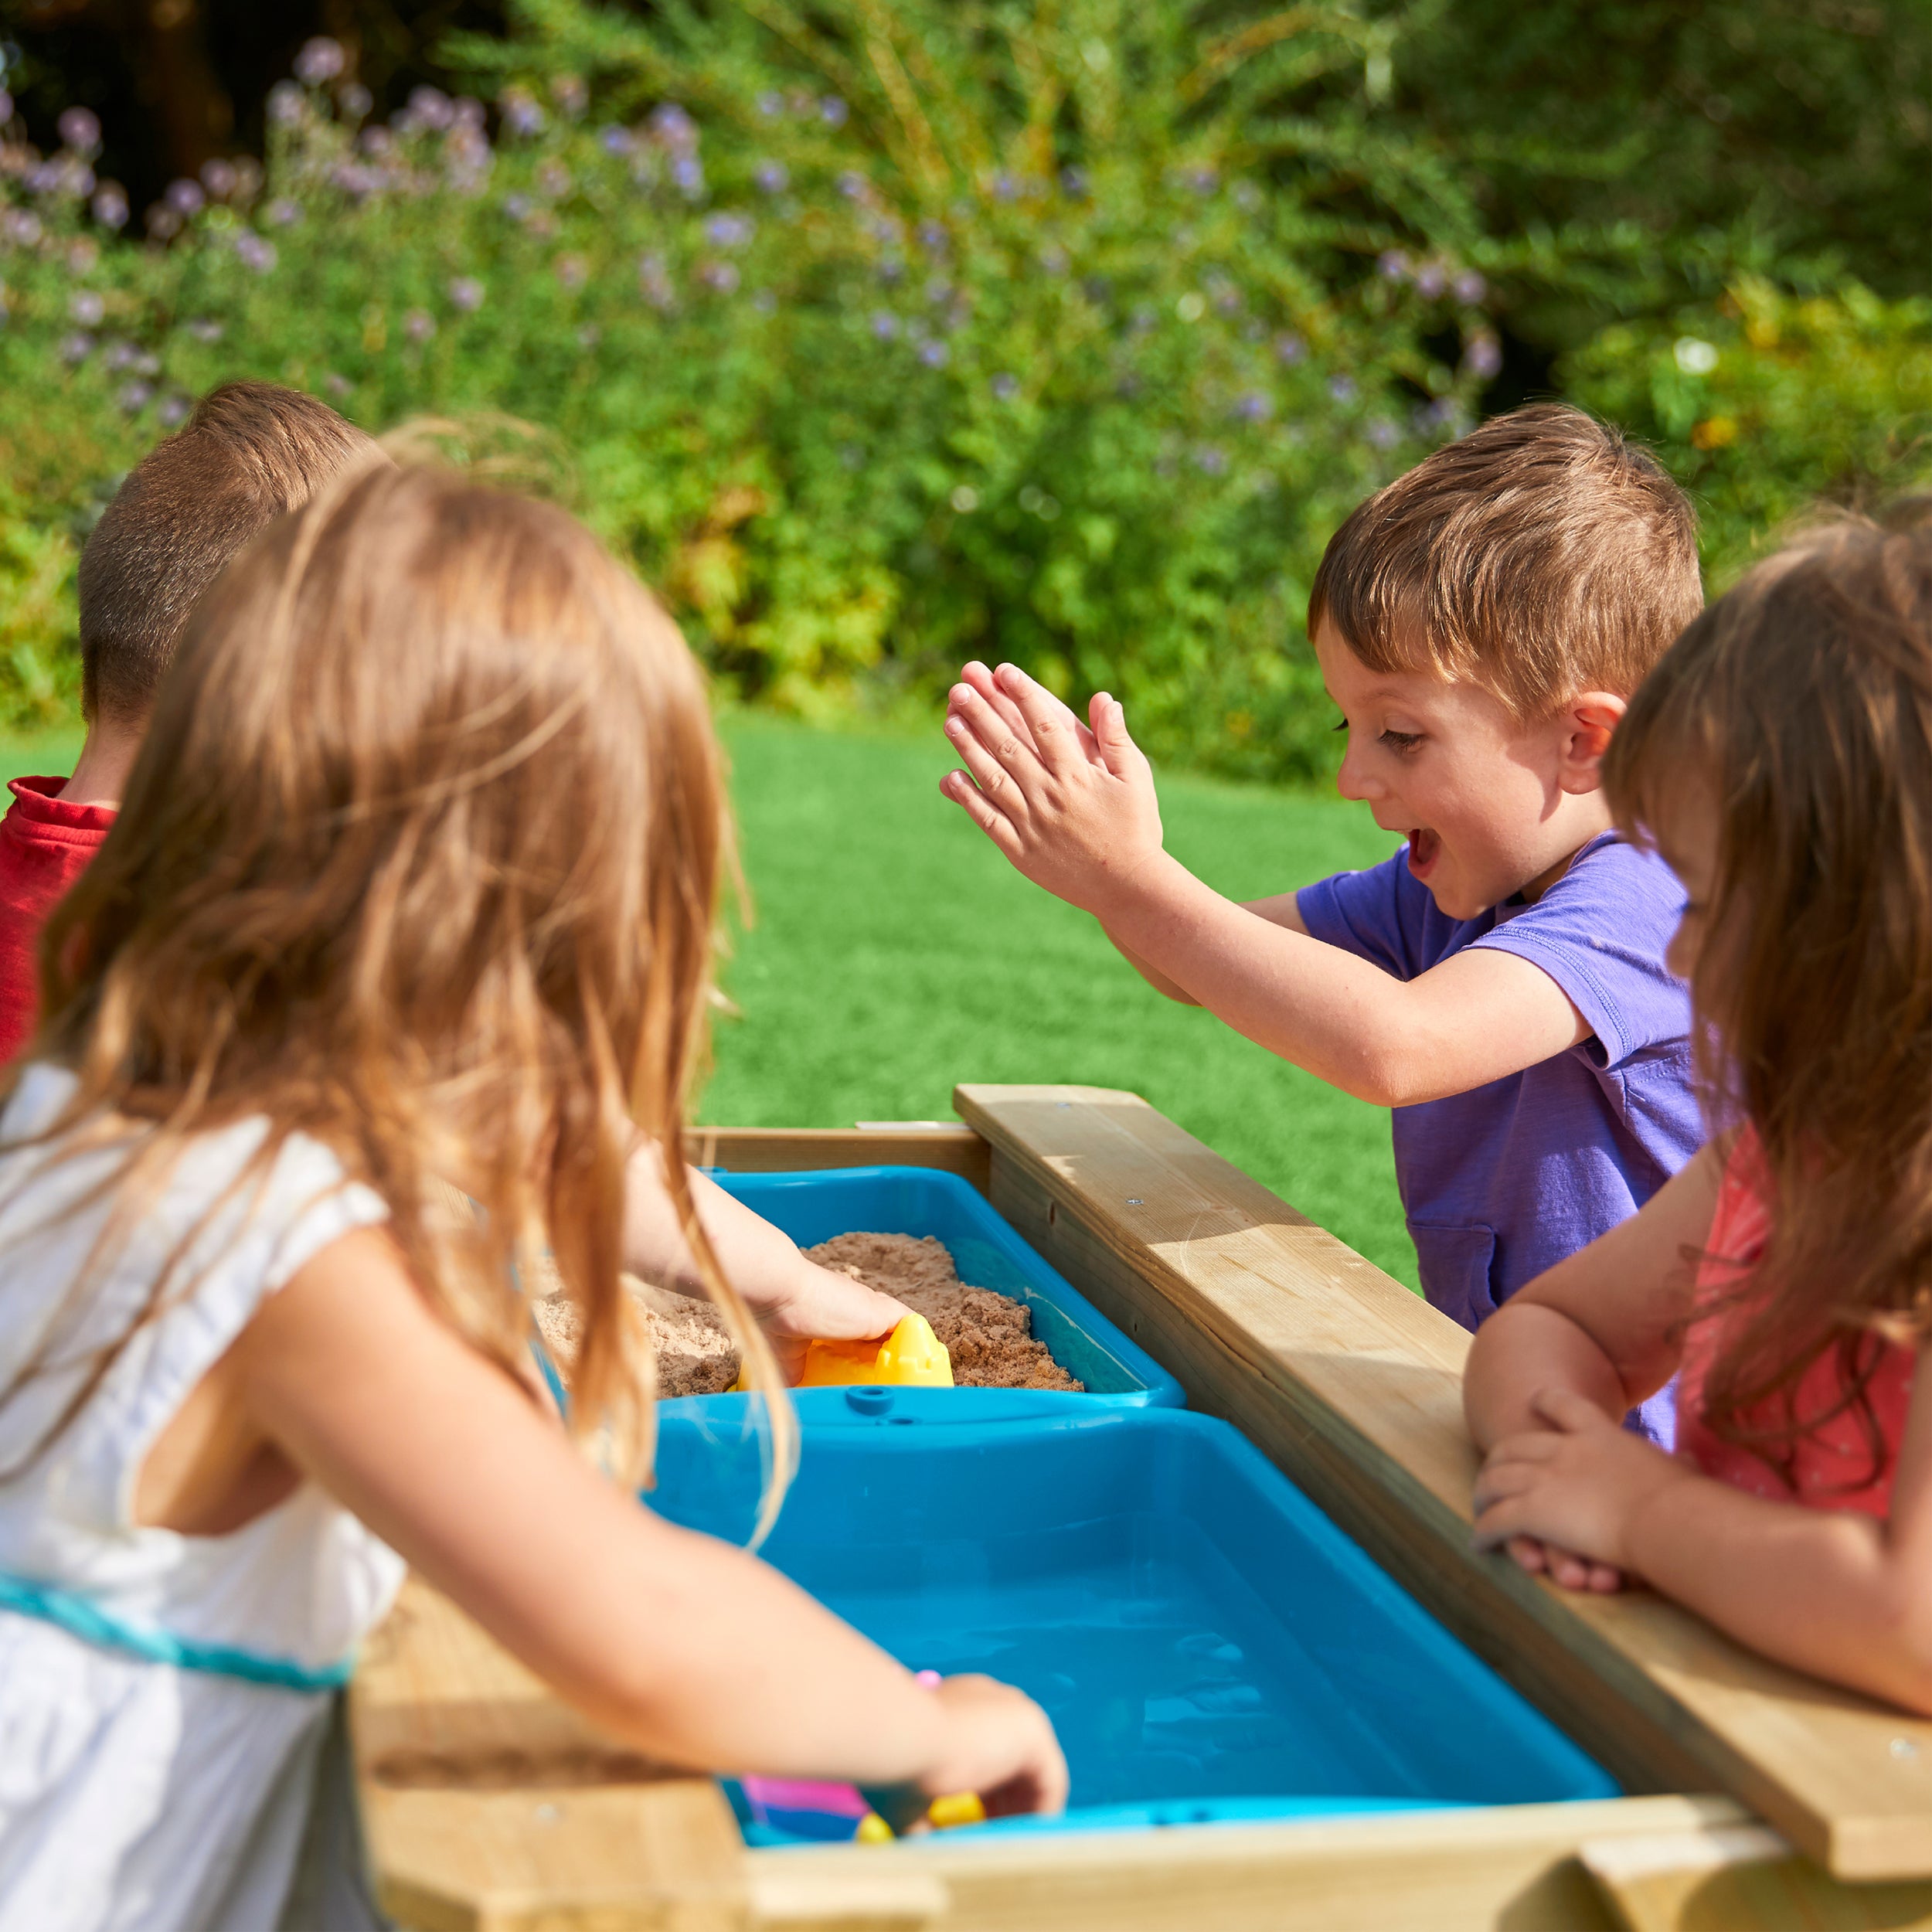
[648,1406,1617,1844]
[674,1165,1182,1425]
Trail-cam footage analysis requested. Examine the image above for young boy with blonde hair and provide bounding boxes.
[0,381,377,1060]
[941,404,1704,1444]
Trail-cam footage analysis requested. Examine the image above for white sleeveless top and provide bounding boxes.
[0,1064,404,1932]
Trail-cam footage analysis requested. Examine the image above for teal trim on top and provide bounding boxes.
[0,1573,353,1692]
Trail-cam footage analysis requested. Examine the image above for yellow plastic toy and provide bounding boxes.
[798,1312,954,1388]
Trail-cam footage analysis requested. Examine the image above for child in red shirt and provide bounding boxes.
[1464,509,1932,1713]
[0,382,375,1061]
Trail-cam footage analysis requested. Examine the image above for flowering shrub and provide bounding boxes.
[1566,278,1932,588]
[0,1,1509,778]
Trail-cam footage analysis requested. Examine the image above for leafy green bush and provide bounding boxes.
[1566,277,1932,587]
[0,0,1519,781]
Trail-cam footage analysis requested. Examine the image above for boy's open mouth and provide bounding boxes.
[1406,828,1441,879]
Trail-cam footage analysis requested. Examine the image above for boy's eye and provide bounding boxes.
[1379,729,1423,753]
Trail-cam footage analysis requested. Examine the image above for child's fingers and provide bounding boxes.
[944,712,1034,821]
[1088,691,1147,781]
[947,684,1050,794]
[993,664,1084,777]
[1529,1386,1611,1435]
[940,770,1026,858]
[1505,1534,1549,1574]
[956,665,1042,757]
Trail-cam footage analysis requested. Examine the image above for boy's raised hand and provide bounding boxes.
[941,662,1165,916]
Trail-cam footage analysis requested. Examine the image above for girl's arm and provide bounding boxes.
[1464,1142,1725,1451]
[1473,1373,1932,1714]
[236,1227,1066,1804]
[624,1143,909,1361]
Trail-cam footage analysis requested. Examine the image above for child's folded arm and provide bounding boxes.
[1465,1144,1723,1449]
[237,1226,1063,1801]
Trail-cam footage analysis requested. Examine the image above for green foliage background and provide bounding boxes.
[2,0,1930,777]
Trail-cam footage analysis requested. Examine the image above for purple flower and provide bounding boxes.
[1196,445,1228,474]
[1453,269,1487,305]
[69,289,104,326]
[200,157,238,200]
[1378,249,1409,281]
[821,96,849,126]
[754,160,788,194]
[325,372,352,398]
[991,372,1019,400]
[870,310,900,339]
[294,37,346,86]
[550,73,588,117]
[409,87,456,131]
[267,82,304,126]
[454,97,486,132]
[537,159,572,199]
[553,252,588,289]
[185,317,225,342]
[878,254,904,283]
[504,195,532,222]
[233,232,277,273]
[103,340,139,370]
[651,103,697,151]
[233,157,263,201]
[447,274,485,313]
[600,124,634,156]
[1233,391,1273,423]
[339,83,373,120]
[757,91,784,117]
[145,204,181,240]
[698,260,740,294]
[499,90,546,138]
[117,379,154,414]
[1328,373,1357,403]
[90,184,128,230]
[1185,165,1219,196]
[359,124,394,157]
[838,169,868,201]
[57,106,101,155]
[992,170,1019,202]
[917,219,948,254]
[918,339,949,368]
[265,197,301,226]
[705,211,753,248]
[1413,262,1446,299]
[672,156,705,197]
[60,332,94,364]
[165,177,204,217]
[1060,165,1088,197]
[1366,417,1400,450]
[1463,334,1502,379]
[400,308,434,343]
[157,394,190,427]
[330,159,379,196]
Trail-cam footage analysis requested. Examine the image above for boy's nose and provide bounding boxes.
[1335,742,1383,802]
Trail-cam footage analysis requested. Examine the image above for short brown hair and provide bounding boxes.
[77,380,376,723]
[1308,403,1702,715]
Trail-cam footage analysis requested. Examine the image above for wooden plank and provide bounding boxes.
[749,1796,1743,1932]
[1580,1825,1932,1932]
[352,1577,749,1931]
[691,1126,989,1193]
[954,1084,1932,1883]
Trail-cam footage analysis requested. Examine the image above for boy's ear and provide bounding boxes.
[1558,692,1628,794]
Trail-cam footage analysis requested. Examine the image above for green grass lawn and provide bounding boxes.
[0,716,1418,1288]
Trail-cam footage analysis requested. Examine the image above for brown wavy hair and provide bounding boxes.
[1604,503,1932,1492]
[0,461,794,1522]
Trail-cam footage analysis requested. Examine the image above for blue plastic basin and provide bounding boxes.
[679,1165,1182,1423]
[648,1406,1617,1843]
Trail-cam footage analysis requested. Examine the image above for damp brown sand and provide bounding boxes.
[530,1233,1082,1396]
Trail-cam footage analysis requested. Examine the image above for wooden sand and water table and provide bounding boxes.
[352,1089,1932,1931]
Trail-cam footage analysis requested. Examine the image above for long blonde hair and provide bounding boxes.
[1604,505,1932,1492]
[4,460,793,1515]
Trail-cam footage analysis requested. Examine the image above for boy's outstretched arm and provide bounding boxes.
[942,665,1582,1107]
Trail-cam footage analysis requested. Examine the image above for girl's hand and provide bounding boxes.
[940,662,1167,919]
[1472,1388,1690,1583]
[919,1675,1070,1819]
[757,1260,910,1383]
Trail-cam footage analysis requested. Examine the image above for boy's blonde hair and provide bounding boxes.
[1308,403,1702,715]
[7,464,791,1520]
[77,380,376,726]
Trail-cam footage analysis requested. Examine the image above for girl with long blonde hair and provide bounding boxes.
[1464,506,1932,1709]
[0,462,1063,1930]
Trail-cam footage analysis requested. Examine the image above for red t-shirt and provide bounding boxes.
[0,777,117,1064]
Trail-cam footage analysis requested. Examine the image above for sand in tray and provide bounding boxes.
[529,1232,1083,1396]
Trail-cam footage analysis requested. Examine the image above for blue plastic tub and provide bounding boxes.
[648,1406,1617,1843]
[675,1165,1182,1425]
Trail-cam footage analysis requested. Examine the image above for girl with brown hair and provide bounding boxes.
[1464,505,1932,1710]
[0,463,1063,1930]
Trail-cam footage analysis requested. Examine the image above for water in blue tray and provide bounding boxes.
[650,1407,1617,1842]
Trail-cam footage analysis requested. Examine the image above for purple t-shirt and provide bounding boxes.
[1298,831,1701,1445]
